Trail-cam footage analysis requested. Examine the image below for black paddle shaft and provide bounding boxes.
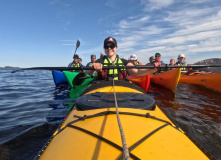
[11,64,221,73]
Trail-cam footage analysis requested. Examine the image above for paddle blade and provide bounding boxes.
[72,72,86,86]
[76,40,80,48]
[194,58,221,73]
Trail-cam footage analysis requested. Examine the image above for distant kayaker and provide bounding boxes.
[175,54,191,72]
[87,36,158,80]
[168,59,176,70]
[128,54,143,65]
[146,56,155,65]
[100,52,104,58]
[170,59,175,65]
[153,52,165,66]
[78,58,82,64]
[68,54,83,72]
[86,54,96,67]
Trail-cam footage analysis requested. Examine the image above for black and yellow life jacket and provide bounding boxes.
[98,55,127,80]
[71,62,80,72]
[135,61,140,66]
[176,62,188,72]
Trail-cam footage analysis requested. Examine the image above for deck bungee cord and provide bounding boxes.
[112,79,130,160]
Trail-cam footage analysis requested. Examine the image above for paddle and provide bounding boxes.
[74,40,80,55]
[12,64,221,73]
[193,58,221,73]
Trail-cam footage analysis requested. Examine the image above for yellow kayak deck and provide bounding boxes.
[37,80,209,160]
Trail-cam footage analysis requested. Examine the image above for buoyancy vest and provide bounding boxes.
[97,56,127,80]
[71,62,80,72]
[176,61,188,71]
[135,61,140,66]
[86,62,93,67]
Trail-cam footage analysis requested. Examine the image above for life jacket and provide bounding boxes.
[154,60,164,65]
[86,62,93,67]
[97,55,127,80]
[71,62,81,72]
[176,61,188,72]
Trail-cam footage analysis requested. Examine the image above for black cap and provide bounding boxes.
[73,54,79,59]
[91,54,96,58]
[104,36,117,48]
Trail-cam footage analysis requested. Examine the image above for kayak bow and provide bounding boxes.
[150,68,181,90]
[36,80,209,160]
[180,72,221,92]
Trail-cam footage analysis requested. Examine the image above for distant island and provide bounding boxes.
[0,66,19,68]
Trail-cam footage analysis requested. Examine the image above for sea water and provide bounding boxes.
[0,68,220,160]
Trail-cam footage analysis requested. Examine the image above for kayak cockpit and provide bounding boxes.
[76,92,155,111]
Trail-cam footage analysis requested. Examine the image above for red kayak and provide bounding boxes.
[128,74,150,92]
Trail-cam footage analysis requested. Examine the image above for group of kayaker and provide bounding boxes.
[68,36,190,80]
[146,53,191,72]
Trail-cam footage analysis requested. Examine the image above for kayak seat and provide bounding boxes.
[76,92,155,111]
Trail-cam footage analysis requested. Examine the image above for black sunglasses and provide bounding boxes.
[104,45,115,49]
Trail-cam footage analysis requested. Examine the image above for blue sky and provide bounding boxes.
[1,0,221,67]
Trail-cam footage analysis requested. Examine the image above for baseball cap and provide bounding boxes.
[91,54,96,58]
[73,54,79,59]
[155,52,161,56]
[104,36,117,47]
[178,54,185,58]
[149,56,155,60]
[129,54,137,61]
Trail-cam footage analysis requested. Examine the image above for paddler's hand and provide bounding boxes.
[92,63,103,71]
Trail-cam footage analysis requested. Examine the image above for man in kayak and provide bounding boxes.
[87,36,158,80]
[100,52,104,58]
[153,52,165,66]
[176,54,191,72]
[146,56,155,65]
[68,54,83,72]
[86,54,96,67]
[128,54,143,65]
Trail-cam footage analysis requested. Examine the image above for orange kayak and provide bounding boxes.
[128,75,150,92]
[150,68,181,90]
[180,72,221,92]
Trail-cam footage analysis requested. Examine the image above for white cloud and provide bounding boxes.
[105,0,116,8]
[141,0,174,10]
[189,0,211,4]
[111,3,221,64]
[118,15,150,29]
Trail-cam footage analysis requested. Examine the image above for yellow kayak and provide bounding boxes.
[36,80,209,160]
[150,68,181,90]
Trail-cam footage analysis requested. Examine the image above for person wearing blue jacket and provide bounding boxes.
[86,54,96,67]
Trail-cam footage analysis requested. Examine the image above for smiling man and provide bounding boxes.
[87,36,158,80]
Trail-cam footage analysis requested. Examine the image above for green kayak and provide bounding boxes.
[63,71,95,88]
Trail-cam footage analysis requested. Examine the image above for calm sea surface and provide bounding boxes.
[0,68,220,160]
